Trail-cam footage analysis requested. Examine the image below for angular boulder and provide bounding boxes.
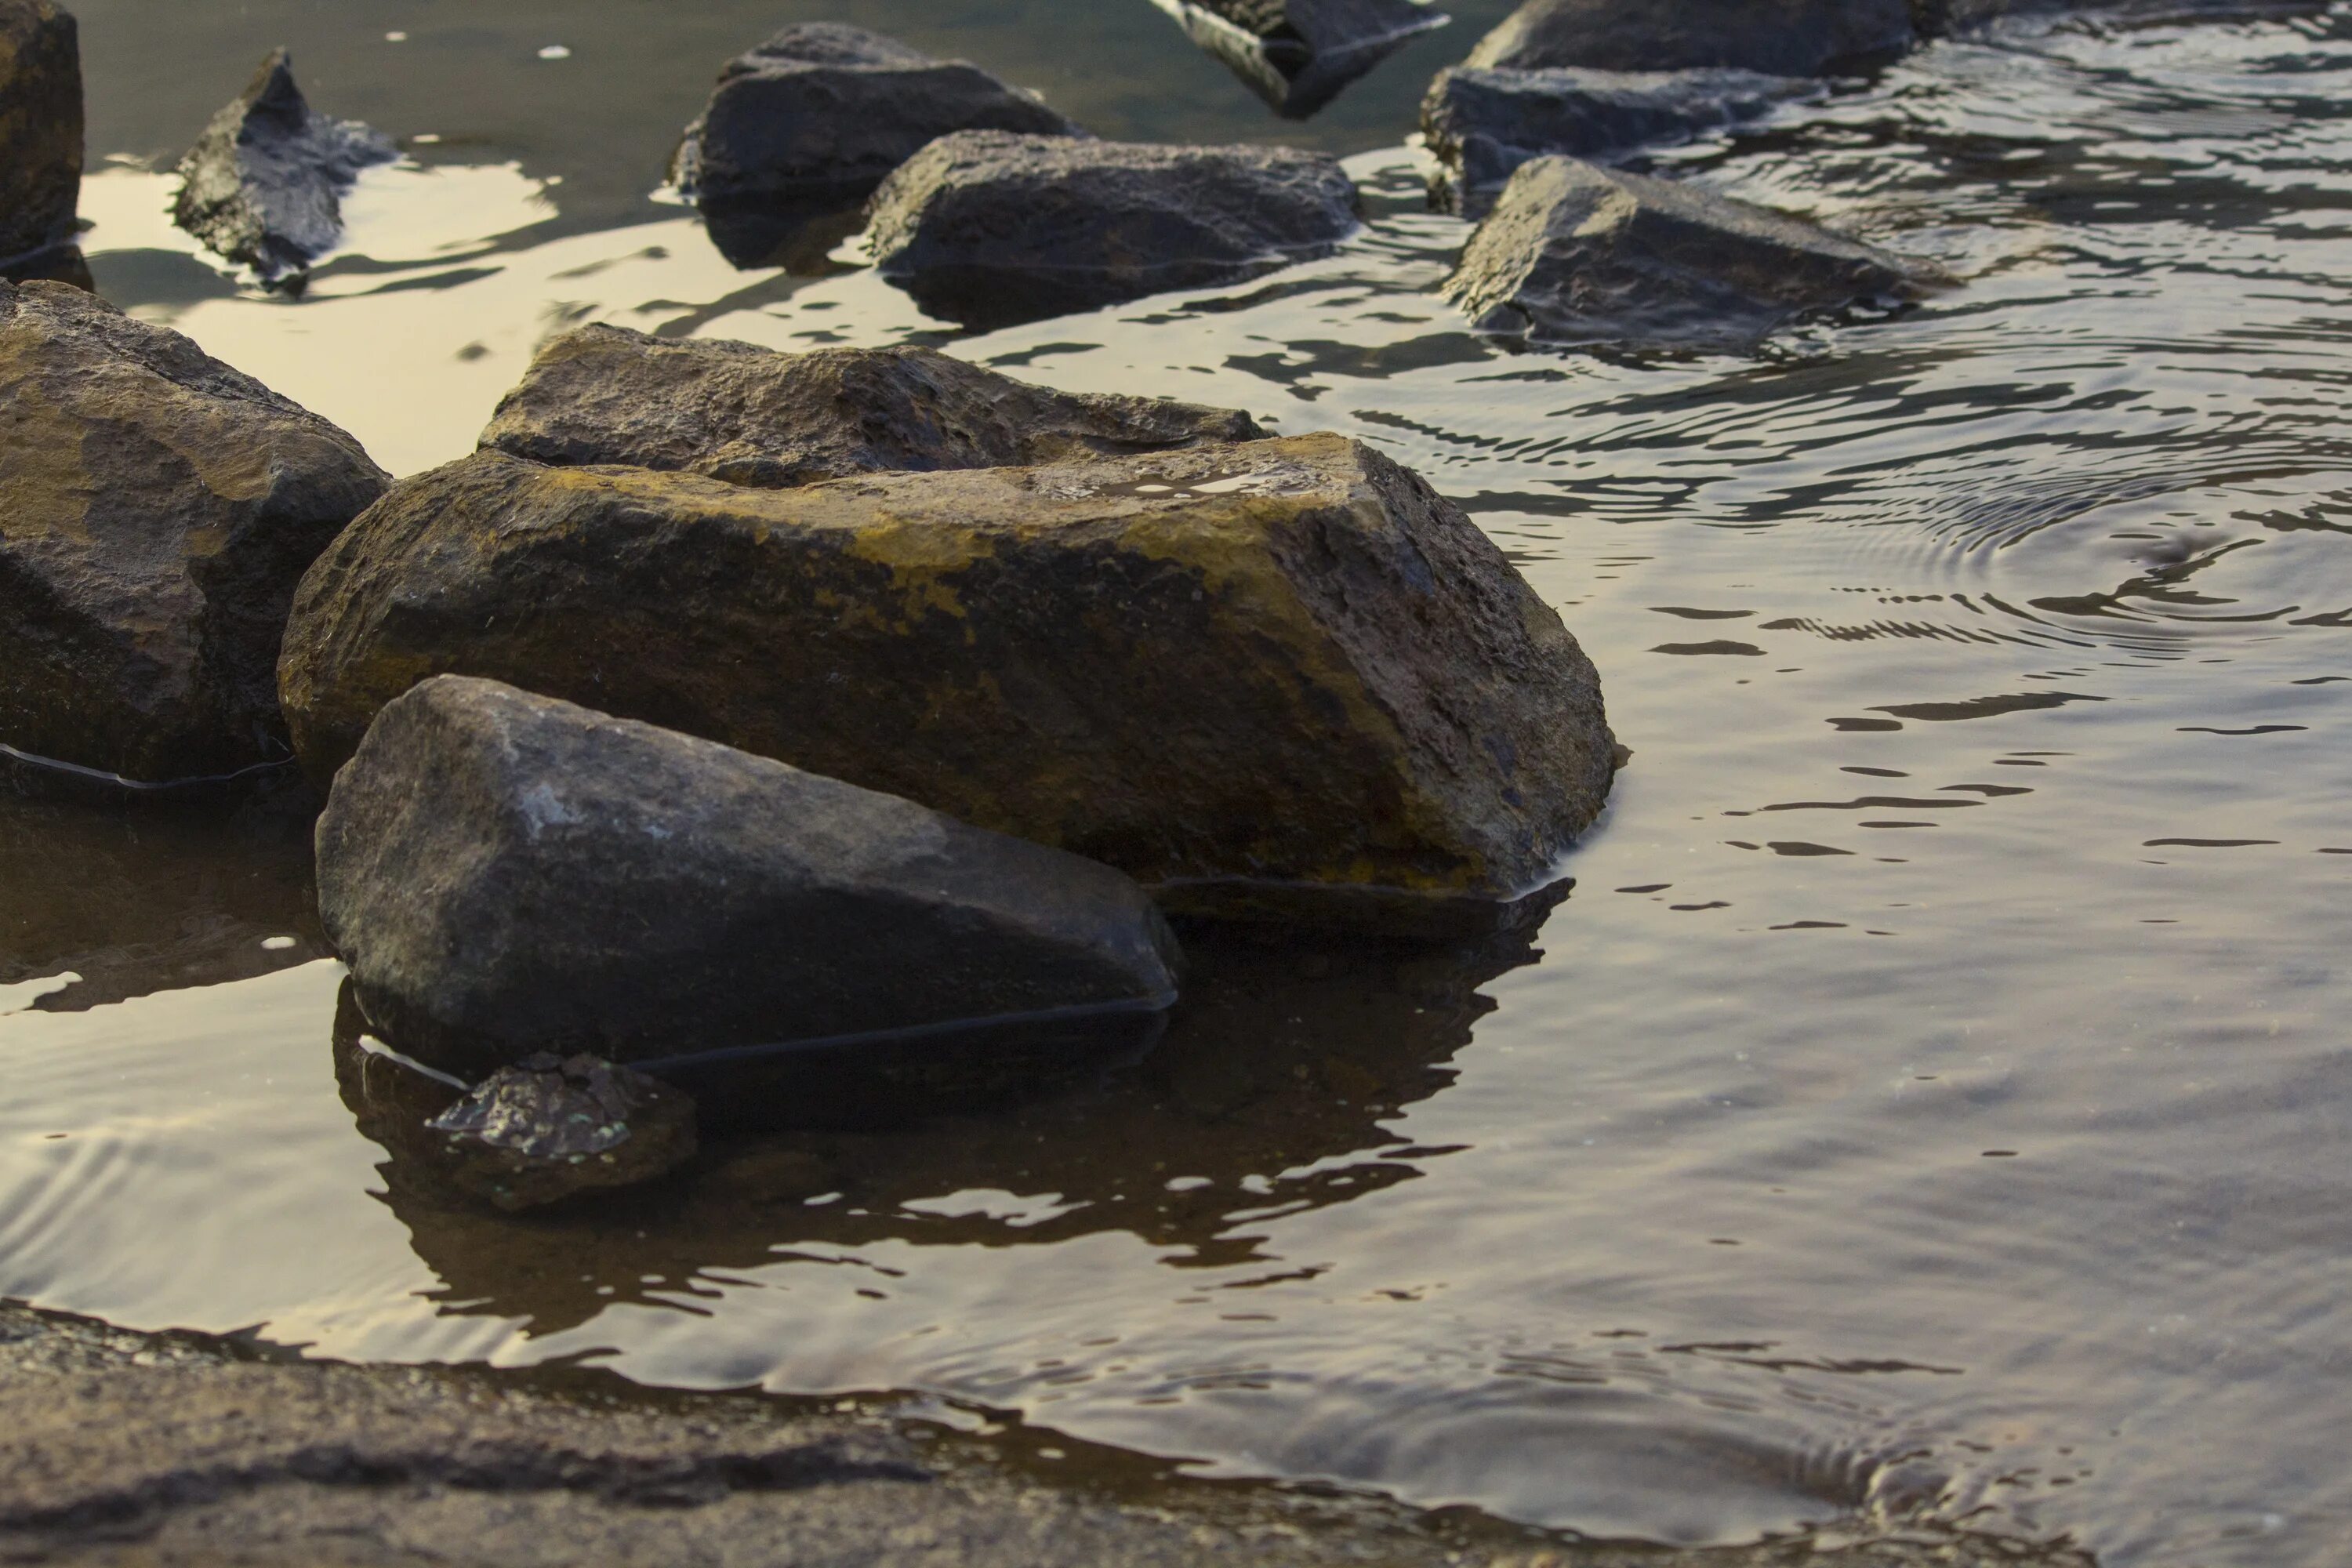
[280,435,1616,930]
[478,324,1263,487]
[317,677,1184,1078]
[671,22,1083,270]
[172,48,397,286]
[1151,0,1450,118]
[867,131,1362,329]
[1464,0,1913,76]
[0,0,81,264]
[0,279,388,782]
[1422,65,1809,216]
[423,1054,699,1212]
[1443,156,1944,350]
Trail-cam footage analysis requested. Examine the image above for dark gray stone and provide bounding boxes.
[1150,0,1450,118]
[671,22,1083,271]
[0,0,80,265]
[422,1052,699,1211]
[1444,156,1945,350]
[1423,65,1811,216]
[0,279,388,782]
[478,324,1264,488]
[171,48,397,286]
[1465,0,1915,75]
[1918,0,2327,27]
[867,130,1362,329]
[317,677,1184,1080]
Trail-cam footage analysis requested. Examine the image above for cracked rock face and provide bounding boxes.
[0,0,81,265]
[1465,0,1915,75]
[421,1053,699,1211]
[478,325,1263,488]
[1151,0,1450,118]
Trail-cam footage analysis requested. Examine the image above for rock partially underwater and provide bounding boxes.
[671,22,1083,270]
[172,48,396,287]
[0,280,388,782]
[479,325,1263,486]
[1151,0,1450,118]
[1464,0,1915,75]
[866,131,1362,328]
[420,1054,699,1212]
[1444,156,1944,350]
[0,0,82,267]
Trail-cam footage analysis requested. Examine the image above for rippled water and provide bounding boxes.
[9,3,2352,1564]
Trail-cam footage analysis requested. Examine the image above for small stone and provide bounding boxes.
[425,1053,698,1212]
[1151,0,1450,118]
[1464,0,1914,77]
[0,0,82,265]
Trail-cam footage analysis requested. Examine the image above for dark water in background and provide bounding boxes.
[7,3,2352,1564]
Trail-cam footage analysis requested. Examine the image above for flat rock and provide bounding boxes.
[1151,0,1450,118]
[422,1053,699,1211]
[0,279,388,782]
[281,435,1615,931]
[1423,65,1809,216]
[317,677,1185,1079]
[1444,155,1944,350]
[479,324,1263,487]
[1464,0,1915,75]
[0,0,80,264]
[867,130,1362,329]
[172,47,396,285]
[671,22,1082,270]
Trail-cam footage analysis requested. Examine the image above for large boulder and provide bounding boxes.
[172,48,397,287]
[281,435,1616,929]
[671,22,1083,270]
[1422,65,1809,216]
[867,131,1363,329]
[0,0,80,264]
[1464,0,1914,75]
[318,676,1183,1079]
[0,280,388,782]
[478,325,1264,487]
[1443,156,1944,350]
[1151,0,1450,118]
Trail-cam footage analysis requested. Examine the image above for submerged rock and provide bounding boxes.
[281,435,1615,930]
[1151,0,1450,118]
[0,280,387,782]
[867,131,1362,329]
[422,1054,699,1212]
[172,48,396,286]
[0,0,82,265]
[479,325,1263,487]
[672,22,1082,270]
[316,677,1184,1079]
[1423,65,1809,216]
[1464,0,1914,75]
[1444,156,1944,350]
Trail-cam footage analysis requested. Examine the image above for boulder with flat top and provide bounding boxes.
[1464,0,1913,75]
[0,0,81,265]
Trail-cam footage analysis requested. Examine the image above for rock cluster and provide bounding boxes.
[0,0,80,267]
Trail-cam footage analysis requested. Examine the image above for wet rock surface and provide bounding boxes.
[0,0,81,265]
[172,47,396,286]
[673,21,1082,270]
[316,677,1182,1080]
[1445,156,1944,350]
[1464,0,1915,75]
[1151,0,1451,118]
[420,1053,699,1211]
[866,130,1362,328]
[1423,65,1810,216]
[1920,0,2327,25]
[0,279,388,782]
[479,325,1264,488]
[281,436,1615,929]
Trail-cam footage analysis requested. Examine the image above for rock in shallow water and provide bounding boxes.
[1152,0,1450,118]
[0,0,82,266]
[867,130,1362,329]
[1444,156,1944,350]
[0,279,388,782]
[1465,0,1914,75]
[281,435,1615,931]
[422,1053,699,1212]
[317,677,1184,1080]
[479,325,1262,487]
[172,48,396,286]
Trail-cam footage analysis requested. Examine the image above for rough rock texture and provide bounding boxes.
[0,0,81,264]
[867,130,1363,328]
[172,48,396,285]
[0,279,388,782]
[1151,0,1451,118]
[422,1053,699,1210]
[479,325,1264,488]
[317,677,1183,1077]
[671,21,1082,270]
[281,435,1615,930]
[1423,65,1809,216]
[1465,0,1915,74]
[1445,156,1944,350]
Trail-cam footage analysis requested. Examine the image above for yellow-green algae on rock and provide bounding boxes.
[281,434,1615,926]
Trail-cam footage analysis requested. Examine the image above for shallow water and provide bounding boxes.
[8,3,2352,1564]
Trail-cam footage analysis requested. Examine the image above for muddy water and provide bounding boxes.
[5,3,2352,1564]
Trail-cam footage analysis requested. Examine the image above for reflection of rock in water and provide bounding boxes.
[699,200,866,274]
[0,245,92,292]
[334,902,1561,1337]
[1151,0,1450,119]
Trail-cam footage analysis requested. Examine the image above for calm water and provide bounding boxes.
[7,3,2352,1563]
